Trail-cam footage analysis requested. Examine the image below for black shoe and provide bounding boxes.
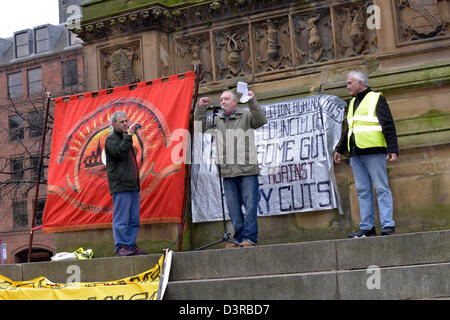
[348,227,377,238]
[130,245,147,255]
[381,226,395,235]
[116,245,134,257]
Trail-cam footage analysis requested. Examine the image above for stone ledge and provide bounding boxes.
[165,262,450,299]
[1,230,449,291]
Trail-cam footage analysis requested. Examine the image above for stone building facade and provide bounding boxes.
[48,0,449,254]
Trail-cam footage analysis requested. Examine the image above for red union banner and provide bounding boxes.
[43,71,195,232]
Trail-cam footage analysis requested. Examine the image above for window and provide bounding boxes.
[36,199,46,226]
[29,110,44,138]
[30,156,47,184]
[30,156,40,181]
[13,201,28,230]
[11,158,24,181]
[28,68,42,96]
[35,27,49,53]
[15,248,52,263]
[15,32,30,58]
[8,72,22,99]
[62,59,78,88]
[9,115,24,140]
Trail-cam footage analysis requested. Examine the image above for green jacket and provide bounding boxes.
[104,129,140,195]
[194,97,267,178]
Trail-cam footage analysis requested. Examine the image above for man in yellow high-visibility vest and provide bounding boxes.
[334,70,398,238]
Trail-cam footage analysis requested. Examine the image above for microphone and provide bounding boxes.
[209,105,222,111]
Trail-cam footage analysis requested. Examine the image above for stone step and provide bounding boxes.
[168,229,450,281]
[166,261,450,300]
[164,230,450,299]
[1,229,449,300]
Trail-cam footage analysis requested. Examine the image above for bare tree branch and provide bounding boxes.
[0,70,86,230]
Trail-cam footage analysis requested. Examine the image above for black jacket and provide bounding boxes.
[336,88,399,156]
[105,129,140,195]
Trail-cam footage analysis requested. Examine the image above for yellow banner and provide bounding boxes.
[0,250,172,300]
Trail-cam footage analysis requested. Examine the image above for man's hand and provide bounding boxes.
[247,91,254,99]
[334,152,342,165]
[127,122,137,136]
[199,97,210,107]
[386,153,397,162]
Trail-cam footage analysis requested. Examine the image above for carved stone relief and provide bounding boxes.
[396,0,449,42]
[159,33,171,77]
[100,41,142,88]
[292,11,334,65]
[214,26,251,80]
[175,33,213,84]
[439,0,450,31]
[175,0,287,29]
[253,17,292,73]
[170,2,417,84]
[333,3,377,58]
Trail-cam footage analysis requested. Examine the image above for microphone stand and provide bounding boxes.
[195,107,241,250]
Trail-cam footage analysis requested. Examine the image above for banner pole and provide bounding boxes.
[27,92,52,263]
[178,64,201,252]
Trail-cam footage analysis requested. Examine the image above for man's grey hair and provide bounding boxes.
[111,111,127,124]
[347,70,369,87]
[223,90,238,102]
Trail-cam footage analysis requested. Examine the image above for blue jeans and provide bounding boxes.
[112,190,141,253]
[350,154,395,230]
[223,175,260,245]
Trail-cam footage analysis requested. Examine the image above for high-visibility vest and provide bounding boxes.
[347,91,387,151]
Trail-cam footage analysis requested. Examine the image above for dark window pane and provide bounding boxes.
[15,32,28,44]
[9,115,24,140]
[62,59,78,88]
[28,68,42,95]
[11,158,24,180]
[29,110,44,137]
[36,40,48,53]
[8,72,22,98]
[15,32,29,58]
[30,156,40,181]
[35,27,47,41]
[35,27,49,53]
[36,199,46,226]
[13,201,28,230]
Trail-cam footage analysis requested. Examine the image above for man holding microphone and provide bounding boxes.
[105,111,147,256]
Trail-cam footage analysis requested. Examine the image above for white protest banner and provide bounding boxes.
[191,95,346,223]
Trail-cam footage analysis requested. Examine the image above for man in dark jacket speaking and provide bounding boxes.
[105,111,147,256]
